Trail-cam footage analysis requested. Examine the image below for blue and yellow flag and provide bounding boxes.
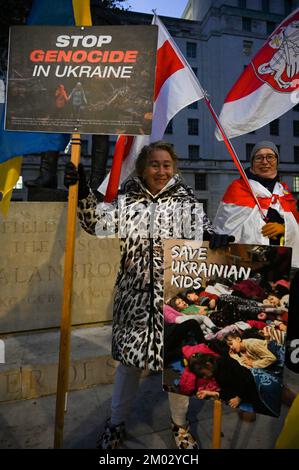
[0,0,91,215]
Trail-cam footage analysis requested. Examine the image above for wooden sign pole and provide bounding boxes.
[54,134,81,449]
[212,400,222,449]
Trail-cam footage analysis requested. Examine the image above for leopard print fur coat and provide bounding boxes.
[78,175,214,371]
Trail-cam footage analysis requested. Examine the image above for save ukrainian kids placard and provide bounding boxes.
[5,26,157,135]
[163,240,292,417]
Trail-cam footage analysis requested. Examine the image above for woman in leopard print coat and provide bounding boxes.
[66,141,225,449]
[77,144,214,372]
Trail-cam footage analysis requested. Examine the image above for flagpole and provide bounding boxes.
[212,400,222,449]
[54,133,81,449]
[152,14,266,220]
[203,93,266,221]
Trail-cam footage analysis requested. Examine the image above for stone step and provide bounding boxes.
[27,187,68,202]
[0,325,118,403]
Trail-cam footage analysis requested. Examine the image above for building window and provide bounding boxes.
[195,174,206,191]
[262,0,270,12]
[188,118,199,135]
[270,119,279,136]
[267,21,276,35]
[192,67,198,76]
[165,120,173,134]
[285,0,293,15]
[294,146,299,163]
[242,17,252,32]
[198,199,208,213]
[13,176,23,190]
[188,101,198,109]
[186,42,197,59]
[246,143,255,161]
[188,145,200,160]
[243,40,253,56]
[294,120,299,137]
[293,176,299,192]
[238,0,246,7]
[108,141,116,158]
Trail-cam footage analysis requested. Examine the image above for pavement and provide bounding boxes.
[0,363,298,449]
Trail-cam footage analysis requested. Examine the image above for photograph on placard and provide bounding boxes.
[163,240,292,417]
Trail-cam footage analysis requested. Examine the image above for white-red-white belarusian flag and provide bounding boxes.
[216,8,299,140]
[213,177,299,267]
[100,14,204,200]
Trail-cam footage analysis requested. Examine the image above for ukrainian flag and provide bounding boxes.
[0,0,92,215]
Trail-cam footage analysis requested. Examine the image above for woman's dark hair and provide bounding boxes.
[222,331,242,342]
[188,354,217,376]
[206,338,230,356]
[182,288,203,304]
[169,295,183,310]
[241,327,263,340]
[135,141,178,176]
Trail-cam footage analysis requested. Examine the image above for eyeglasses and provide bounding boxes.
[254,154,277,163]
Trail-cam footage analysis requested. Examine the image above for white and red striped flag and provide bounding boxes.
[216,8,299,140]
[100,14,204,201]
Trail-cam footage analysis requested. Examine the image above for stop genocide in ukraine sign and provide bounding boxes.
[5,25,157,135]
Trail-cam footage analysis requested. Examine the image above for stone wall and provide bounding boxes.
[0,202,120,333]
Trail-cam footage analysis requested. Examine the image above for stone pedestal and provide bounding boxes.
[0,202,120,333]
[0,326,119,402]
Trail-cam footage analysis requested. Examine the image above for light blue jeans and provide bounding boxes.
[111,363,190,427]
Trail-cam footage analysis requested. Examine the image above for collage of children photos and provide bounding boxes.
[163,241,293,417]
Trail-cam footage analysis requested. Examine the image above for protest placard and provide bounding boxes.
[163,240,292,417]
[5,25,157,135]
